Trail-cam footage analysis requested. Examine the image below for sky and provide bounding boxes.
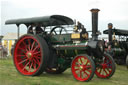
[0,0,128,37]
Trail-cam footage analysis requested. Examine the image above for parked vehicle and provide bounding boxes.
[103,23,128,65]
[5,9,115,82]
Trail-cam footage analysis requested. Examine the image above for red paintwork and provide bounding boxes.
[71,56,92,81]
[95,55,112,78]
[14,36,42,75]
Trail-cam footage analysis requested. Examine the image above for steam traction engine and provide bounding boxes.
[5,9,116,82]
[104,24,128,66]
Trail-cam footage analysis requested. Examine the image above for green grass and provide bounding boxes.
[0,58,128,85]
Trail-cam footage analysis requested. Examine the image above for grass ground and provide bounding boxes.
[0,58,128,85]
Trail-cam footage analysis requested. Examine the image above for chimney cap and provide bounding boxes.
[108,23,113,29]
[90,9,100,13]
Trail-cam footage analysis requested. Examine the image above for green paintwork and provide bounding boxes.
[113,48,126,55]
[58,57,71,69]
[50,34,71,43]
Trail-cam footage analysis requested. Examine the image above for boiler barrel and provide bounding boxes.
[53,42,88,57]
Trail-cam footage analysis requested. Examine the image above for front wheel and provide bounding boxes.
[71,54,95,82]
[95,53,116,78]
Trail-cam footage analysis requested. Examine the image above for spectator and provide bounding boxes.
[11,45,14,56]
[3,45,8,59]
[0,43,3,58]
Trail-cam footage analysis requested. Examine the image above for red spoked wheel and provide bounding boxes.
[95,53,116,78]
[71,54,95,82]
[13,34,49,76]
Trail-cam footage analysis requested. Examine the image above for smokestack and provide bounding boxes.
[108,23,113,42]
[90,9,100,40]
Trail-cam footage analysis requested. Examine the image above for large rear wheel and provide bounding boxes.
[71,54,95,82]
[13,34,49,76]
[95,53,116,78]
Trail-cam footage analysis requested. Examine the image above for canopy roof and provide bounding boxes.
[103,28,128,36]
[5,15,74,27]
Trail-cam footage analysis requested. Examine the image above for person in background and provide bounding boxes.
[3,45,8,59]
[11,45,14,56]
[0,43,3,58]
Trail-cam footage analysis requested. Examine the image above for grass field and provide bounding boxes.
[0,58,128,85]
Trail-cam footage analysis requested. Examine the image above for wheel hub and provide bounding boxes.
[27,52,32,59]
[102,64,107,69]
[79,66,83,70]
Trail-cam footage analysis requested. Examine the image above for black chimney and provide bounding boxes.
[108,23,113,42]
[90,9,100,40]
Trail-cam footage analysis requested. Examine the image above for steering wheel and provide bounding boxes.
[50,26,67,35]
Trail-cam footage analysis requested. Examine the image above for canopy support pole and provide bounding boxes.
[16,24,20,39]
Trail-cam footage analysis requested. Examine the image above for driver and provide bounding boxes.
[27,24,44,34]
[27,24,34,34]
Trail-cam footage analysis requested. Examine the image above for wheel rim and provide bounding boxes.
[72,56,93,81]
[14,36,42,75]
[95,55,112,78]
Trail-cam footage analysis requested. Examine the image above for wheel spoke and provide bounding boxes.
[17,54,26,57]
[103,68,108,75]
[33,51,41,55]
[33,58,40,65]
[85,65,91,69]
[32,45,39,52]
[31,41,35,51]
[86,69,91,73]
[80,58,83,64]
[18,47,26,53]
[18,59,28,65]
[22,62,29,71]
[74,68,79,71]
[22,40,27,47]
[22,41,28,51]
[36,58,40,65]
[99,68,102,74]
[83,71,89,77]
[85,60,89,66]
[29,61,33,72]
[35,56,41,59]
[106,61,111,65]
[32,59,36,70]
[80,71,82,78]
[106,68,112,72]
[28,39,31,51]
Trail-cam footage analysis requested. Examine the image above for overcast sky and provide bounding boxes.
[0,0,128,37]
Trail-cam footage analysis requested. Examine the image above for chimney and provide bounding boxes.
[90,9,100,40]
[108,23,113,42]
